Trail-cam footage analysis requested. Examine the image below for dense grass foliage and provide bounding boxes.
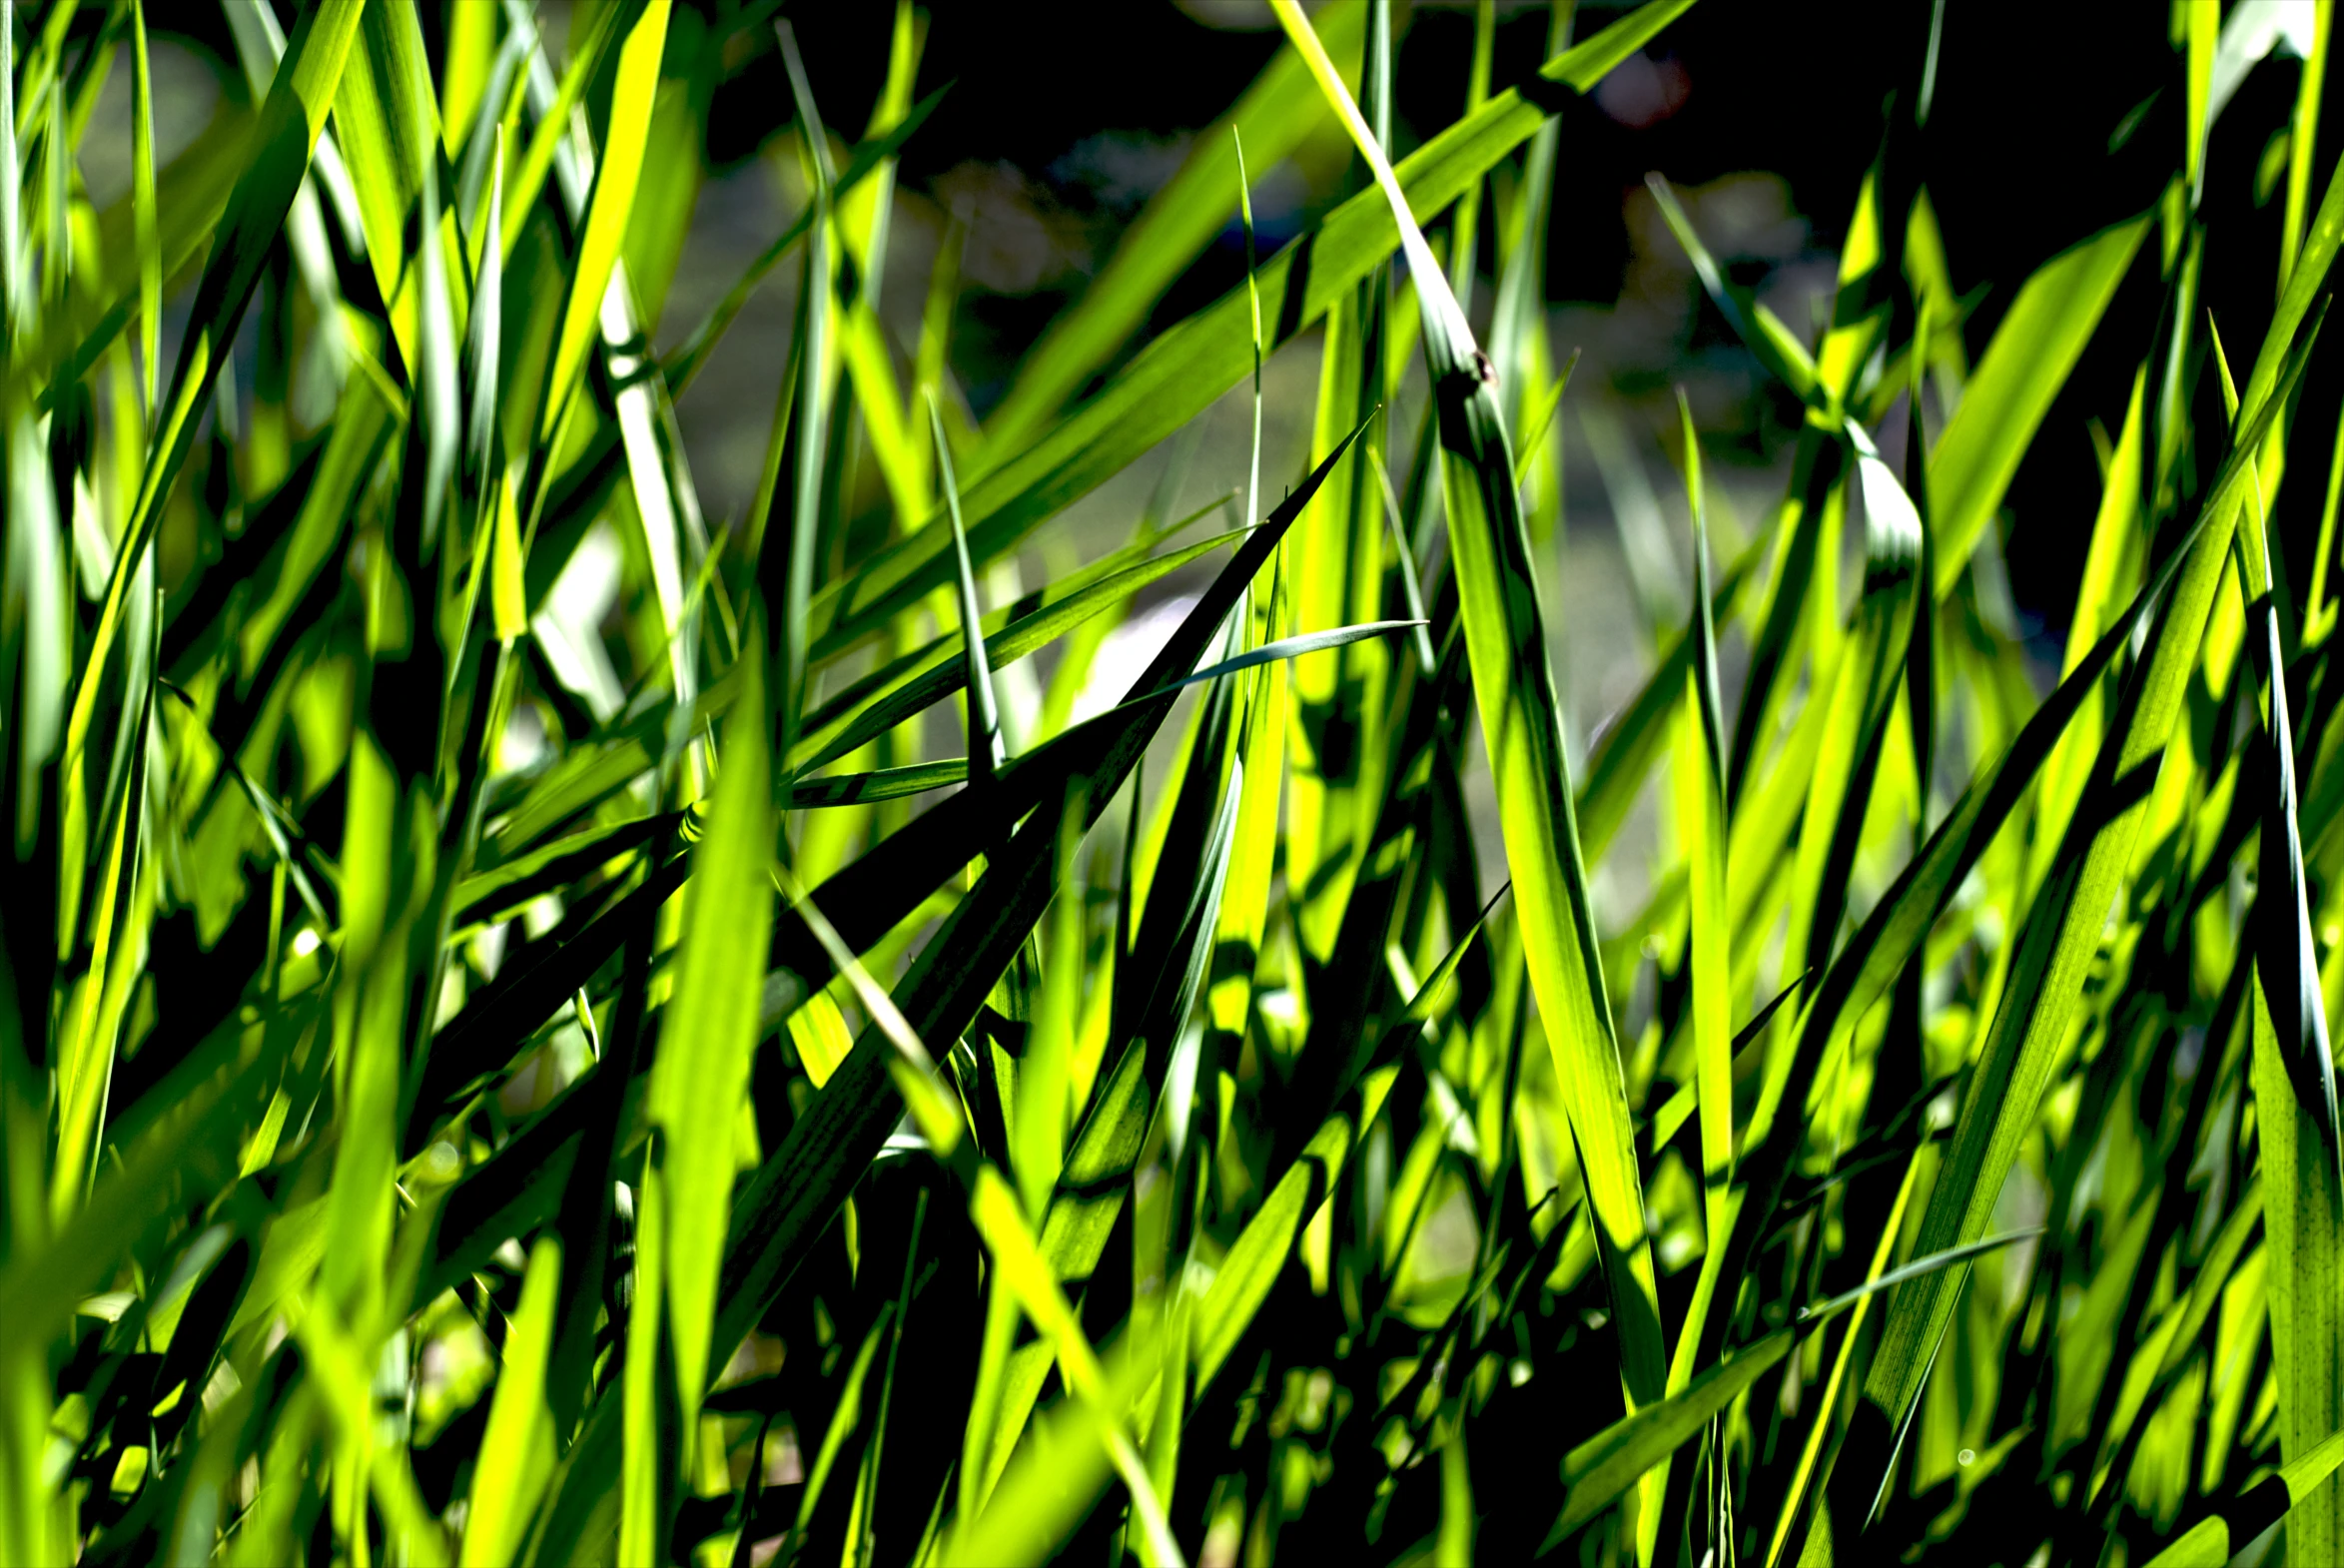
[13,0,2344,1563]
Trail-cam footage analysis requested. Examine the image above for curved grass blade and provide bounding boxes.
[1271,0,1671,1422]
[2140,1423,2344,1568]
[1646,176,1819,404]
[1714,319,2322,1478]
[2236,355,2344,1555]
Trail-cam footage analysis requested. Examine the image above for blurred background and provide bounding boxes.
[93,0,2341,904]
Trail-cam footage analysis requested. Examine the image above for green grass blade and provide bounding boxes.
[1665,391,1733,1398]
[647,633,775,1431]
[1192,893,1494,1391]
[2245,424,2344,1556]
[130,0,157,422]
[712,429,1362,1369]
[1576,535,1764,862]
[1646,176,1819,403]
[332,0,466,378]
[1270,0,1671,1422]
[1926,214,2149,594]
[533,0,667,445]
[460,1237,561,1568]
[1136,620,1425,702]
[659,86,944,401]
[796,527,1245,773]
[2140,1424,2344,1568]
[933,391,1004,789]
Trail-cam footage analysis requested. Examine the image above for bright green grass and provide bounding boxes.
[5,0,2344,1564]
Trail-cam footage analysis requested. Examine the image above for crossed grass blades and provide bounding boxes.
[10,0,2344,1562]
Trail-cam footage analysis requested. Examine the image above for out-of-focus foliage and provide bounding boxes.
[7,1,2344,1565]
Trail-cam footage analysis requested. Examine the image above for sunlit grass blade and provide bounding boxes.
[1664,390,1733,1403]
[460,1237,561,1568]
[1924,213,2149,592]
[933,391,1004,791]
[531,0,667,448]
[1270,0,1672,1434]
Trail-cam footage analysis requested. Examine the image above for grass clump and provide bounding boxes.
[6,1,2344,1564]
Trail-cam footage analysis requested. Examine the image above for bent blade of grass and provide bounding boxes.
[1713,323,2318,1487]
[812,0,1702,653]
[2239,369,2344,1553]
[1646,175,1819,405]
[1271,0,1670,1439]
[2139,1423,2344,1568]
[1755,421,1921,1145]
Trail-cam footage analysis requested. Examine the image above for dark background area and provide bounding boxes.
[176,0,2340,665]
[744,0,2337,656]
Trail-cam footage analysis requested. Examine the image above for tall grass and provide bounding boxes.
[5,0,2344,1563]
